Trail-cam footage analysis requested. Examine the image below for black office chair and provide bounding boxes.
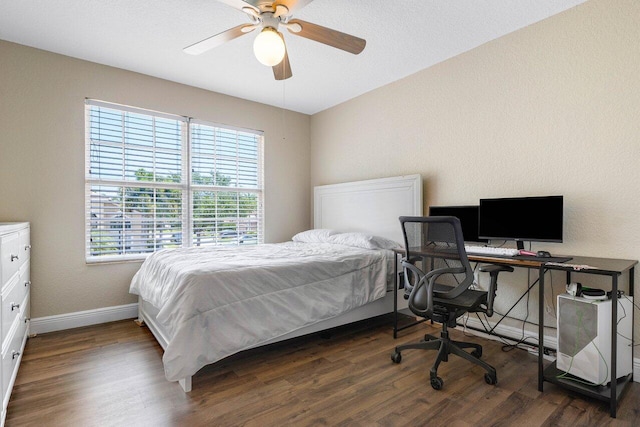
[391,216,513,390]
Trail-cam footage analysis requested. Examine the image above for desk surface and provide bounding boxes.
[467,254,546,267]
[466,255,638,273]
[543,255,637,275]
[395,247,558,268]
[394,248,638,274]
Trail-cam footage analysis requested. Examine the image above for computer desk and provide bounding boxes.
[392,249,636,418]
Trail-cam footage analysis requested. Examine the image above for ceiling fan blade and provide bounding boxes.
[287,19,365,55]
[273,36,292,80]
[184,24,254,55]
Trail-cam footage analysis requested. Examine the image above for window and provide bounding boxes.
[85,100,264,262]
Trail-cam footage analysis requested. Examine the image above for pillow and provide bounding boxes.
[328,232,401,250]
[291,229,339,243]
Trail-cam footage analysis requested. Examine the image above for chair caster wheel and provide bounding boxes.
[471,348,482,358]
[484,372,498,385]
[430,376,444,390]
[391,352,402,364]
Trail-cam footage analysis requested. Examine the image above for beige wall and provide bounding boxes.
[310,0,640,335]
[0,41,311,318]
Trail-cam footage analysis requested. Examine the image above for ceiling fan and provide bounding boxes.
[183,0,366,80]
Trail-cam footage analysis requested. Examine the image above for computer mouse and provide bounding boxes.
[537,250,551,258]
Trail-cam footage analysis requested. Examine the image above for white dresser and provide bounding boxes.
[0,223,30,425]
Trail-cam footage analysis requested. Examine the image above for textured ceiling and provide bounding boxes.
[0,0,586,115]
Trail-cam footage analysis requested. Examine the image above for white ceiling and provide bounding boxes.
[0,0,586,115]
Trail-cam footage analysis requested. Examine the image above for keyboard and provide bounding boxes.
[464,245,520,257]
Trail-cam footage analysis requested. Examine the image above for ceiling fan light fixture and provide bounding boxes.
[253,27,286,66]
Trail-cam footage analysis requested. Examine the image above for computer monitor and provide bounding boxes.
[428,205,487,243]
[478,195,563,249]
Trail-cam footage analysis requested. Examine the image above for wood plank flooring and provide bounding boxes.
[6,316,640,426]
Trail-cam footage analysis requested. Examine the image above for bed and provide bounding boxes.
[131,174,422,391]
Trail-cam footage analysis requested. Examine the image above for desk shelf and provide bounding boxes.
[543,362,633,404]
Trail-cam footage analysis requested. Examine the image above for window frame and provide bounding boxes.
[85,99,264,263]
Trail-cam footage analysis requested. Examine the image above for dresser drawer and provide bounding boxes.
[1,271,28,343]
[20,292,30,335]
[18,228,31,266]
[1,316,26,409]
[18,261,30,296]
[0,233,20,288]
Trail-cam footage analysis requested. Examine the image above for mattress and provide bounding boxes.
[129,241,392,381]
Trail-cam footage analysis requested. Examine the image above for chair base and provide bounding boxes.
[391,329,497,390]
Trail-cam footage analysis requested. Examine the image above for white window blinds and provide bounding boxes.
[190,121,264,247]
[85,100,264,262]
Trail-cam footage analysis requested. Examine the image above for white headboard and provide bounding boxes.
[314,175,423,243]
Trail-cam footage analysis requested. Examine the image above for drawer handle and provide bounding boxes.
[11,302,20,311]
[25,280,31,287]
[11,254,19,262]
[11,351,20,360]
[24,245,31,251]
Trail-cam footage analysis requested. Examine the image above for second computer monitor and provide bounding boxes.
[428,205,487,243]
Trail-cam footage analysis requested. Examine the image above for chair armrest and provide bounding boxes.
[408,265,465,318]
[479,264,515,274]
[401,260,424,298]
[479,264,514,316]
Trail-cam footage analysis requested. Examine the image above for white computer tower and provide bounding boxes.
[556,294,633,385]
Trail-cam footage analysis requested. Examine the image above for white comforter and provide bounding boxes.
[129,241,391,381]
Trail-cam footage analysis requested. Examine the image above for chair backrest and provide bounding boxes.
[399,216,474,299]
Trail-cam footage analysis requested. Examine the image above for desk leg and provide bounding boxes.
[538,265,545,392]
[610,274,618,418]
[393,254,398,339]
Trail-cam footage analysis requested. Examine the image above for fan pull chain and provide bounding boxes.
[281,79,286,141]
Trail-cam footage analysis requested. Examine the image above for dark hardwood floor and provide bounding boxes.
[6,316,640,426]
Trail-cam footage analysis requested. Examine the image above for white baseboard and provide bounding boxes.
[462,316,557,350]
[30,303,139,335]
[463,316,639,383]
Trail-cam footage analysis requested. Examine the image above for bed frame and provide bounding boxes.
[137,174,423,392]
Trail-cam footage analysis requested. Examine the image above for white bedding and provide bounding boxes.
[129,241,392,381]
